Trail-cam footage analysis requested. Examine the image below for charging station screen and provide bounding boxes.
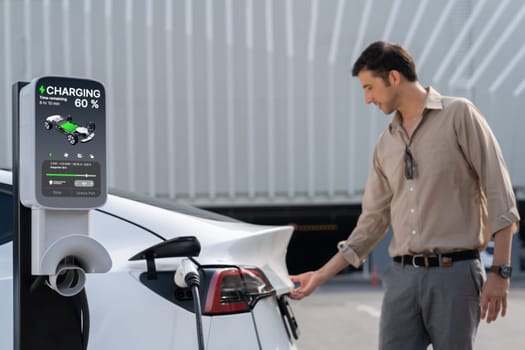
[34,77,105,205]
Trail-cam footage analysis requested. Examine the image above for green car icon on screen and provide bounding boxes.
[44,115,95,145]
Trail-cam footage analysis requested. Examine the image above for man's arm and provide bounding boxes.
[288,143,392,301]
[453,101,519,323]
[480,224,515,323]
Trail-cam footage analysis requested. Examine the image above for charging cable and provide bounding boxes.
[175,259,205,350]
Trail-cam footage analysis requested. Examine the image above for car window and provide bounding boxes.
[0,191,13,244]
[110,189,240,223]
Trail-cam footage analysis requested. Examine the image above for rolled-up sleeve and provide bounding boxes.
[338,144,392,267]
[454,101,520,235]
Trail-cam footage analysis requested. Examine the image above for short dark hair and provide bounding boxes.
[352,41,418,82]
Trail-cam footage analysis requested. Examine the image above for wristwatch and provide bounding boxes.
[489,264,512,279]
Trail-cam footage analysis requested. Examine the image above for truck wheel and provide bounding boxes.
[44,121,52,130]
[86,122,96,132]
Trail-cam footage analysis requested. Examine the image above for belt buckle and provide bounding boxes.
[412,254,429,268]
[440,255,453,267]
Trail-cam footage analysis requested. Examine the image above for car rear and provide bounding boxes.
[92,194,300,349]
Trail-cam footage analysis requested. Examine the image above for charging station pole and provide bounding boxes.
[12,81,31,350]
[12,77,111,350]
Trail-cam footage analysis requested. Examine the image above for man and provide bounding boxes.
[289,41,520,350]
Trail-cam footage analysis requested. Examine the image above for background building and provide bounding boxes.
[1,0,524,274]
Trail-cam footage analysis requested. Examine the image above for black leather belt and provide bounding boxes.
[393,250,480,268]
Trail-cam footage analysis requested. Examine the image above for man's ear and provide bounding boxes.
[388,70,401,86]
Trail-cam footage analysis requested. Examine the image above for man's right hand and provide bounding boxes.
[289,271,319,300]
[288,252,351,300]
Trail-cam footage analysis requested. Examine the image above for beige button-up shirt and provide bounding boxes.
[338,87,520,267]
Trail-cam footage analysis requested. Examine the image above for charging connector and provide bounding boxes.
[174,259,205,350]
[175,258,200,288]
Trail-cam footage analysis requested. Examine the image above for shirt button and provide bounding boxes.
[409,186,414,192]
[411,230,416,235]
[410,208,415,214]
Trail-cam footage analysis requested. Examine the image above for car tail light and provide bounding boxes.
[204,267,274,315]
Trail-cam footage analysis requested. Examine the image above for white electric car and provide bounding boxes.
[0,169,299,349]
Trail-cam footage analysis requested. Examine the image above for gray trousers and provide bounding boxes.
[379,259,486,350]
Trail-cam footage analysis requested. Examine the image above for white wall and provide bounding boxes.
[1,0,524,206]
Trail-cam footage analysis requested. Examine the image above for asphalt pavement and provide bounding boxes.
[290,273,525,350]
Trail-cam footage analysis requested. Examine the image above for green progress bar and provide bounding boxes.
[46,173,77,177]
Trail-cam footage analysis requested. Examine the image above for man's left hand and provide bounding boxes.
[480,273,510,323]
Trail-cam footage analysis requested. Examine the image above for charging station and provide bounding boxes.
[12,76,111,349]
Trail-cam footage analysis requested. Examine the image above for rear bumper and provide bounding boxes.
[251,295,298,350]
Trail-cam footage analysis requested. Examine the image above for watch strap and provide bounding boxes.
[489,264,512,278]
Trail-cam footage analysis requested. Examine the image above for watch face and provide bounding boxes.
[500,265,512,278]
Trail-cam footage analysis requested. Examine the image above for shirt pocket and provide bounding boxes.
[418,142,452,176]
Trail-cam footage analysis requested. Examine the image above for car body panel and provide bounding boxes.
[87,271,210,349]
[0,242,13,350]
[0,170,11,185]
[252,296,298,350]
[206,313,260,349]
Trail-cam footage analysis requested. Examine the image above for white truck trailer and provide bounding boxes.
[1,0,524,273]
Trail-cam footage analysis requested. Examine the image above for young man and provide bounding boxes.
[289,41,520,350]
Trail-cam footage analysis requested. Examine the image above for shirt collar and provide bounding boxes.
[389,87,443,134]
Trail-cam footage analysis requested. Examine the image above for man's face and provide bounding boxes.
[357,70,398,115]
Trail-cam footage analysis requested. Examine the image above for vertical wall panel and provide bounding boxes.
[2,0,12,166]
[1,0,525,205]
